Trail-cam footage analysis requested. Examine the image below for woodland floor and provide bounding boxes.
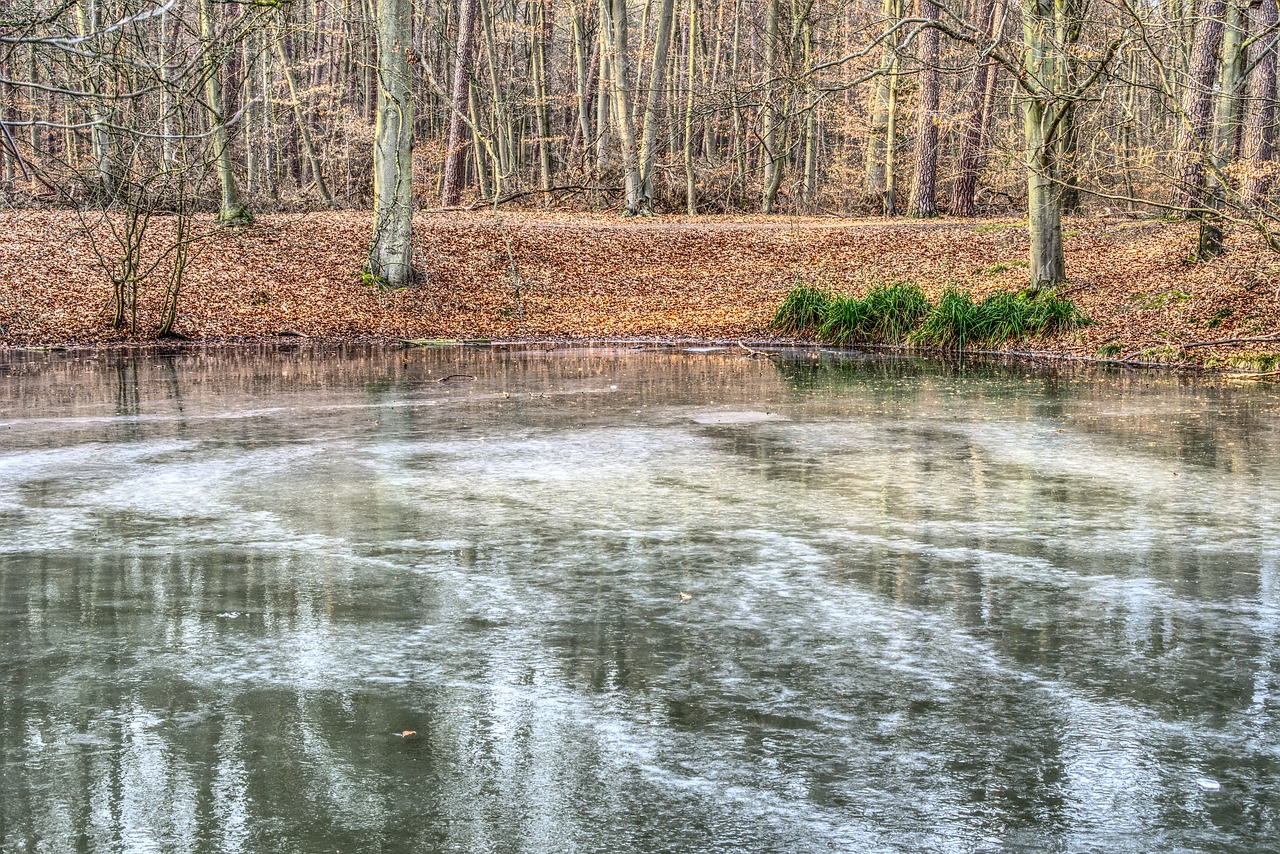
[2,209,1279,369]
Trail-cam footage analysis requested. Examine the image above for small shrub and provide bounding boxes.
[771,284,832,335]
[1098,342,1123,358]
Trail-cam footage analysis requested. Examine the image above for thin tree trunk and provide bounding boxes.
[683,0,698,213]
[865,0,901,209]
[639,0,676,210]
[368,0,415,287]
[443,0,480,206]
[200,0,251,223]
[276,36,336,208]
[1242,0,1278,206]
[532,0,555,194]
[761,0,783,213]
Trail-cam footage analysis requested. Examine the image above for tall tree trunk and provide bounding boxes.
[1024,0,1065,288]
[532,0,555,194]
[604,0,643,213]
[683,0,699,213]
[639,0,676,210]
[1175,0,1227,212]
[952,0,1002,216]
[76,0,114,200]
[761,0,783,213]
[1199,0,1247,257]
[199,0,251,224]
[908,0,941,217]
[277,36,336,208]
[442,0,480,206]
[570,1,596,171]
[865,0,901,211]
[368,0,415,287]
[1242,0,1278,207]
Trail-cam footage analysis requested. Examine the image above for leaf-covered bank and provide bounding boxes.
[1,211,1278,368]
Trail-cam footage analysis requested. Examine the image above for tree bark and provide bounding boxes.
[442,0,480,206]
[604,0,643,213]
[1199,0,1247,258]
[865,0,901,212]
[639,0,676,210]
[1242,0,1278,206]
[908,0,941,217]
[1175,0,1227,212]
[199,0,251,224]
[952,0,1002,216]
[368,0,415,287]
[1024,0,1066,288]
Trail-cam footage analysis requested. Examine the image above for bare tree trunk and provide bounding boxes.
[442,0,480,206]
[604,0,643,213]
[683,0,698,213]
[865,0,901,210]
[952,0,1001,216]
[76,0,114,200]
[199,0,251,224]
[908,0,941,217]
[1024,0,1066,288]
[1199,0,1247,258]
[760,0,783,213]
[368,0,415,287]
[1175,0,1227,212]
[1242,0,1278,206]
[639,0,676,210]
[277,36,336,208]
[532,0,555,194]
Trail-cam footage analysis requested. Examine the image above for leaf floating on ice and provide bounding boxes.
[679,592,693,602]
[395,730,418,739]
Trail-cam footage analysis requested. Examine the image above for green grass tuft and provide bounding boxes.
[771,284,832,335]
[819,295,875,344]
[773,280,1088,351]
[915,288,984,349]
[864,283,931,340]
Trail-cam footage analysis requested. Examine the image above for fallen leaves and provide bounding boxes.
[0,210,1276,367]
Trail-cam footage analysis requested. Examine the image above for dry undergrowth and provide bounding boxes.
[1,210,1277,367]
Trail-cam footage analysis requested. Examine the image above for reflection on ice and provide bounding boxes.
[1,345,1278,852]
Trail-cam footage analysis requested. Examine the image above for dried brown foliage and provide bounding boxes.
[1,211,1277,367]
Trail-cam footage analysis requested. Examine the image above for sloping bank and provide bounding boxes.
[1,210,1277,371]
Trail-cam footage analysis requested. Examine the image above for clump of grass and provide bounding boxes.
[976,291,1034,342]
[1097,342,1123,358]
[771,284,832,335]
[1021,289,1090,336]
[915,288,984,349]
[818,295,874,344]
[773,281,1087,351]
[864,283,930,340]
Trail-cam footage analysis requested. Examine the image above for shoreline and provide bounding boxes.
[0,335,1212,375]
[2,210,1277,373]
